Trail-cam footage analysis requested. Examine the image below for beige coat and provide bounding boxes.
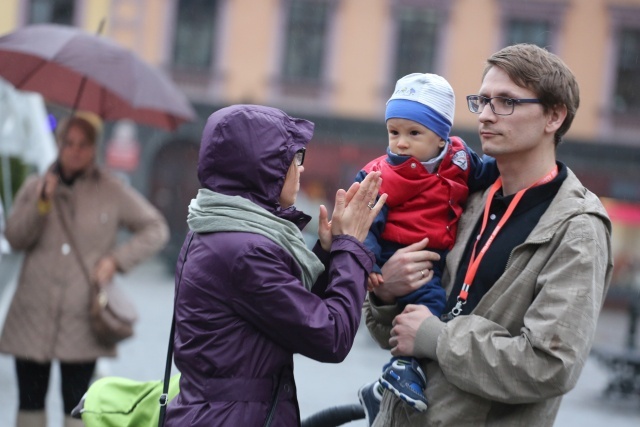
[365,169,613,426]
[0,166,169,362]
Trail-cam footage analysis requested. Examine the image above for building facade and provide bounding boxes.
[1,0,639,263]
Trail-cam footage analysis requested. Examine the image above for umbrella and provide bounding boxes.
[0,24,196,131]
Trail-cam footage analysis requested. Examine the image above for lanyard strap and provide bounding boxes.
[447,166,558,318]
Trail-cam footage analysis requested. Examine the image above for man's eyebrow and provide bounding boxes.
[478,90,519,98]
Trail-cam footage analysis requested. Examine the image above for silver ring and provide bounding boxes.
[420,270,425,278]
[367,202,374,210]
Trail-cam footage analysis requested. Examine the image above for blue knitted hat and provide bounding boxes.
[385,73,455,141]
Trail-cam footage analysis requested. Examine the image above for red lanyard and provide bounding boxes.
[448,166,558,318]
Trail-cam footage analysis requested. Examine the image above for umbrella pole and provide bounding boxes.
[71,76,88,114]
[70,18,107,116]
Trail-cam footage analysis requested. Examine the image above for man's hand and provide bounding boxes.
[372,238,440,304]
[390,304,434,357]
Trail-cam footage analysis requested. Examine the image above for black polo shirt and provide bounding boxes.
[443,162,567,318]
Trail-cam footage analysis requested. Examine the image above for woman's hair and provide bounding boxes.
[55,112,103,145]
[483,43,580,146]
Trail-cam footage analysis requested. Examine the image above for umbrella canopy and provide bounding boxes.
[0,24,197,131]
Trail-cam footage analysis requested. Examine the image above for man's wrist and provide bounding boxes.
[414,315,446,360]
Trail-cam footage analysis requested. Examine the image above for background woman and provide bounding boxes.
[0,112,169,427]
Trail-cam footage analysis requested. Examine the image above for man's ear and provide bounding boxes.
[545,104,568,134]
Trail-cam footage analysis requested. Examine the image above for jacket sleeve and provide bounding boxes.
[4,175,48,251]
[363,293,403,351]
[309,241,331,297]
[464,144,499,193]
[417,213,612,404]
[109,180,169,272]
[364,205,388,274]
[230,235,375,363]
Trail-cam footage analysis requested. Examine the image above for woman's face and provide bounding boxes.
[58,124,96,177]
[279,160,304,209]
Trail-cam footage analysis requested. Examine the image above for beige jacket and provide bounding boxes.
[365,169,613,427]
[0,166,169,362]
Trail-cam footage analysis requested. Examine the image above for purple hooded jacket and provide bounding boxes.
[165,105,375,426]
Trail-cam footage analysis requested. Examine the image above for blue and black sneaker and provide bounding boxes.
[357,381,384,426]
[379,357,428,412]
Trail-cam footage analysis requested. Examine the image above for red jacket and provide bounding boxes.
[361,137,496,251]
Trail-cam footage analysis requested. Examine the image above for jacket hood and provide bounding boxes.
[531,167,612,242]
[197,105,314,212]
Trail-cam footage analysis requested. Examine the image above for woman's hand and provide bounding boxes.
[318,204,332,251]
[37,169,59,202]
[372,238,441,304]
[92,256,118,287]
[330,171,387,241]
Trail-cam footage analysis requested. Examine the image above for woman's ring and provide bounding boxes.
[367,202,375,210]
[420,270,425,279]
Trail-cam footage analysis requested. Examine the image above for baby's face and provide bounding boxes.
[387,118,445,162]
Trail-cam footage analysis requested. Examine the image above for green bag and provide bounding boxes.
[73,374,181,427]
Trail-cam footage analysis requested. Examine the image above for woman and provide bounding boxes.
[165,105,387,426]
[0,112,169,427]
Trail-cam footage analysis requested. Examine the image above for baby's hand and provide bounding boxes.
[367,272,384,291]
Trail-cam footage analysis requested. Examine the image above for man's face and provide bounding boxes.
[476,67,551,162]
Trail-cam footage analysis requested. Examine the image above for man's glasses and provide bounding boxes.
[294,148,306,166]
[466,95,541,116]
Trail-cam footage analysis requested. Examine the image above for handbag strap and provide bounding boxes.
[54,202,94,289]
[158,231,194,427]
[263,366,286,427]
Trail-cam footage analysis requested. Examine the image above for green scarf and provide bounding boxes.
[187,189,324,290]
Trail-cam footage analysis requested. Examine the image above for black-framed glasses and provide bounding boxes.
[294,148,306,166]
[466,95,541,116]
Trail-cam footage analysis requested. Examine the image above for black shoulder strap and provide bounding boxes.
[158,232,195,427]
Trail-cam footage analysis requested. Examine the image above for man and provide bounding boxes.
[363,43,613,426]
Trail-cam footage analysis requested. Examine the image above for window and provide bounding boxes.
[603,5,640,138]
[172,0,218,71]
[281,0,331,84]
[29,0,74,25]
[505,19,551,48]
[393,7,439,80]
[497,0,567,51]
[387,0,452,87]
[613,28,640,115]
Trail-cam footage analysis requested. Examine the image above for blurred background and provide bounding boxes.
[0,0,638,273]
[0,0,639,423]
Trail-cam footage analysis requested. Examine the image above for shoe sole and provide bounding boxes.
[379,377,428,412]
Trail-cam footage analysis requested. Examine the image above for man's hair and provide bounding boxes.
[483,43,580,146]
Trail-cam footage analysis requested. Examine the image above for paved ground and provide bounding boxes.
[1,253,639,426]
